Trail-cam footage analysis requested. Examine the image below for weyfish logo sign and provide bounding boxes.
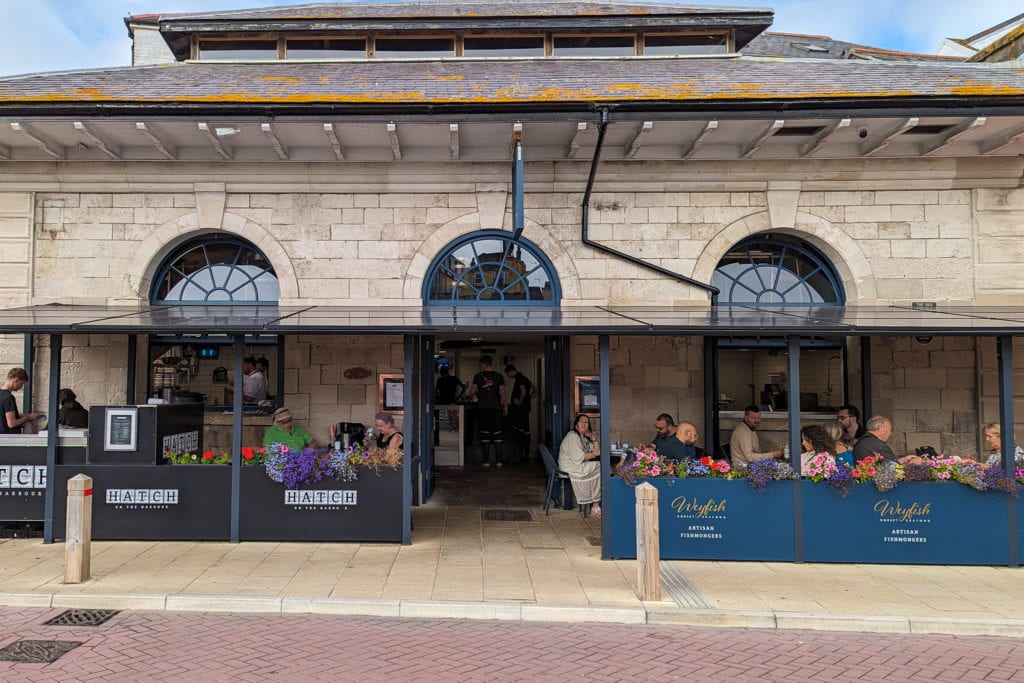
[670,496,727,518]
[874,499,931,523]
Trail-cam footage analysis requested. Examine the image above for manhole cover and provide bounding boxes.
[43,609,120,627]
[481,509,535,522]
[586,536,602,547]
[0,640,82,663]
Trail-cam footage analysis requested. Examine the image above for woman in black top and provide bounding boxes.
[374,412,403,453]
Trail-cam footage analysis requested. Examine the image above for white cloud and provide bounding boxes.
[0,0,1021,77]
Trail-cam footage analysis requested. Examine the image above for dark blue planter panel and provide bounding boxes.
[52,465,232,541]
[802,481,1011,565]
[239,466,403,542]
[609,477,795,561]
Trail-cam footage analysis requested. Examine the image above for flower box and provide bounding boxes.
[238,465,403,542]
[52,464,232,541]
[608,477,795,561]
[801,481,1011,565]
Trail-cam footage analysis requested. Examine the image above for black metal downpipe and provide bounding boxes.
[580,108,720,305]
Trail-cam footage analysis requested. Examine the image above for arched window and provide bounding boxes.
[423,231,559,305]
[712,234,844,306]
[150,235,279,304]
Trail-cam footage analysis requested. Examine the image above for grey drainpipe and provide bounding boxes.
[581,109,720,305]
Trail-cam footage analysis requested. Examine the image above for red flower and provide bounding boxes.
[202,451,213,460]
[700,455,712,466]
[863,456,875,465]
[258,447,265,454]
[852,470,862,478]
[241,446,255,460]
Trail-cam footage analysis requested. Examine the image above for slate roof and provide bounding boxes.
[133,1,771,22]
[1,57,1022,115]
[744,32,965,63]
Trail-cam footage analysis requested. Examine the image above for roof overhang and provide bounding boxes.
[3,304,1024,337]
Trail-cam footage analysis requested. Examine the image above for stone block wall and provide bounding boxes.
[572,335,703,449]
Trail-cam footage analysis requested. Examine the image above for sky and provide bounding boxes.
[0,0,1021,77]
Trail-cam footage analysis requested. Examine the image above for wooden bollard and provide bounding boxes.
[64,474,93,584]
[635,481,660,601]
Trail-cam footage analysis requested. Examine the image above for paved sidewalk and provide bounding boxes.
[3,499,1024,637]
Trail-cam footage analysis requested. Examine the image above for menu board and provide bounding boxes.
[104,408,138,451]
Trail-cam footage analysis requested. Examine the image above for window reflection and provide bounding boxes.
[152,237,279,304]
[427,234,556,304]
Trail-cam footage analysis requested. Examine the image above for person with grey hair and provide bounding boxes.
[373,412,403,453]
[263,406,319,451]
[852,415,904,464]
[0,367,39,434]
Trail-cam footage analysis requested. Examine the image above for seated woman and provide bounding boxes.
[824,422,854,468]
[983,422,1024,466]
[263,407,319,450]
[374,412,404,453]
[558,413,602,518]
[57,388,89,428]
[800,424,837,472]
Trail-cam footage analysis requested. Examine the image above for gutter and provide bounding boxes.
[580,108,720,305]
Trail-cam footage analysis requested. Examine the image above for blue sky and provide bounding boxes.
[0,0,1020,77]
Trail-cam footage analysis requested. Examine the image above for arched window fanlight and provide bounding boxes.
[423,231,559,305]
[151,235,279,304]
[711,234,844,306]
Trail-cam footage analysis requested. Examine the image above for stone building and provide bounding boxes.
[1,1,1024,463]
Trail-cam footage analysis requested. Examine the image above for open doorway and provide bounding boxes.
[426,333,552,505]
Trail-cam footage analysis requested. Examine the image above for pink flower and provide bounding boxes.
[281,446,289,453]
[651,466,661,476]
[937,471,951,479]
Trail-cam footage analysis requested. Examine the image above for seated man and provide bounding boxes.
[658,420,705,461]
[729,404,783,465]
[852,415,912,464]
[652,413,677,451]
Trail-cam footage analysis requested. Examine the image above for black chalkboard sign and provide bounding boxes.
[104,408,137,451]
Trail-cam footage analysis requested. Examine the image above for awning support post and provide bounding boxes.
[230,334,243,543]
[997,335,1017,567]
[860,337,873,418]
[703,336,718,458]
[43,333,62,544]
[22,333,33,410]
[126,335,137,405]
[511,134,524,240]
[402,334,415,545]
[599,333,611,560]
[787,335,803,563]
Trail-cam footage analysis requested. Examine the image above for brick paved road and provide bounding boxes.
[2,606,1024,682]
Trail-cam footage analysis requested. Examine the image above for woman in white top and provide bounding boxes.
[558,413,602,517]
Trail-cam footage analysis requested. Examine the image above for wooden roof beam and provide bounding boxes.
[322,123,344,160]
[197,122,231,160]
[260,122,288,160]
[860,117,917,156]
[680,120,717,159]
[979,122,1024,155]
[449,123,460,160]
[136,122,176,159]
[568,122,588,159]
[386,122,402,160]
[73,121,121,159]
[922,117,986,156]
[799,118,850,157]
[625,121,654,159]
[10,122,63,159]
[741,120,784,159]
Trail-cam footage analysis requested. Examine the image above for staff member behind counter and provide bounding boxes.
[0,367,40,434]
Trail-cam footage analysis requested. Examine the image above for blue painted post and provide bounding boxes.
[997,335,1017,567]
[599,334,611,560]
[126,335,137,405]
[511,137,524,240]
[787,336,803,562]
[402,334,415,544]
[860,337,872,418]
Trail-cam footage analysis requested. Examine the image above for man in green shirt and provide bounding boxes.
[263,407,319,451]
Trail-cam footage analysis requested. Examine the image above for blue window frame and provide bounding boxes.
[712,234,844,306]
[423,231,559,305]
[150,236,279,304]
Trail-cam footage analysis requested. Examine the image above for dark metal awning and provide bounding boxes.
[1,303,1024,336]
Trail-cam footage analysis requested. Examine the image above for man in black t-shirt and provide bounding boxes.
[504,364,533,464]
[467,355,507,467]
[0,367,40,435]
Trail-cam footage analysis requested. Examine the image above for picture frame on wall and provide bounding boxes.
[379,374,404,415]
[574,375,600,417]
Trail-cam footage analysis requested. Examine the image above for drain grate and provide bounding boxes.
[43,609,120,627]
[586,536,602,547]
[662,562,715,609]
[481,509,535,522]
[0,640,82,663]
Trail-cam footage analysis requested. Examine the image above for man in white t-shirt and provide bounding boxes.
[230,356,267,404]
